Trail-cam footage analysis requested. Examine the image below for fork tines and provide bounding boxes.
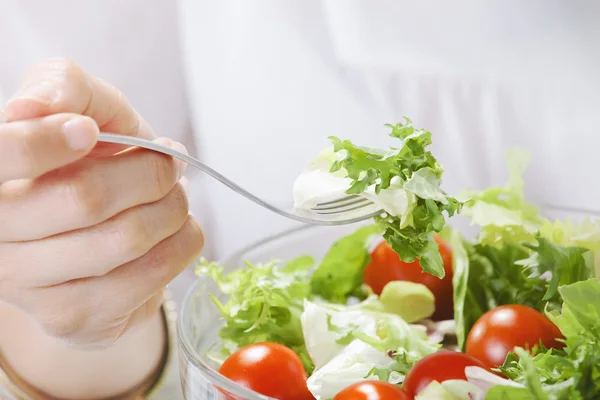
[312,195,374,215]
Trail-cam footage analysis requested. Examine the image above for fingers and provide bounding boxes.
[3,179,190,286]
[0,138,188,242]
[0,114,98,182]
[10,216,203,344]
[2,58,154,139]
[2,58,155,157]
[96,215,204,309]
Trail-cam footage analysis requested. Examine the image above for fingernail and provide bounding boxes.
[8,82,58,106]
[62,117,99,150]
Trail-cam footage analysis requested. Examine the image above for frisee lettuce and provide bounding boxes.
[494,279,600,399]
[327,118,461,278]
[196,256,316,373]
[453,149,597,350]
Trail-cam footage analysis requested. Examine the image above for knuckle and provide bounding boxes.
[43,58,85,85]
[115,212,152,260]
[144,248,172,283]
[63,170,106,224]
[37,58,91,112]
[188,217,206,254]
[40,57,81,73]
[146,152,178,197]
[39,305,87,340]
[170,183,190,221]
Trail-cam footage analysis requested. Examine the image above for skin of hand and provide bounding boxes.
[0,58,204,398]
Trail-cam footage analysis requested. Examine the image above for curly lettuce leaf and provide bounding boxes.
[196,256,315,372]
[310,224,381,303]
[495,279,600,399]
[451,230,594,351]
[326,119,460,278]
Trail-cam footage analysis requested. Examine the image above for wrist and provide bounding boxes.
[0,300,168,399]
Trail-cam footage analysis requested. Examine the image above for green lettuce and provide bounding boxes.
[328,118,461,278]
[460,148,543,248]
[302,297,439,399]
[494,279,600,399]
[453,149,597,349]
[310,224,381,303]
[196,256,315,372]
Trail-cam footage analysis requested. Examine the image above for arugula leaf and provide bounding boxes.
[196,256,315,372]
[310,224,381,303]
[328,118,460,278]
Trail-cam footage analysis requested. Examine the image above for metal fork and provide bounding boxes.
[98,133,382,225]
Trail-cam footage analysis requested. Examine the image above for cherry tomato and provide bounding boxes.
[218,342,314,400]
[334,381,412,400]
[466,304,565,369]
[364,236,454,320]
[402,351,487,396]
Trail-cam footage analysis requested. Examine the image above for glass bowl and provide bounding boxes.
[177,223,363,399]
[177,205,598,399]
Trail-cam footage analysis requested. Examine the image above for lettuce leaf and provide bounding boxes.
[310,224,381,303]
[460,148,543,248]
[453,148,597,349]
[326,118,461,278]
[196,256,315,372]
[495,279,600,399]
[301,297,439,399]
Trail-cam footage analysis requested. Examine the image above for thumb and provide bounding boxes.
[0,114,98,182]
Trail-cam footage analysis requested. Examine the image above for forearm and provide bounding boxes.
[0,301,166,399]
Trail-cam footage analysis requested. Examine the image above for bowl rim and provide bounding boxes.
[177,203,600,397]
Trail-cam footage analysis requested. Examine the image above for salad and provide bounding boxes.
[195,119,600,400]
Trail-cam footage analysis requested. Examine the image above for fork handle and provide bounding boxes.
[97,133,284,214]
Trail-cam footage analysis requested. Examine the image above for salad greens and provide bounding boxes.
[488,279,600,399]
[298,118,461,278]
[452,150,596,350]
[301,298,439,398]
[197,256,316,371]
[196,120,600,400]
[310,224,380,303]
[331,119,461,278]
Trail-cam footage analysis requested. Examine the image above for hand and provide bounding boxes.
[0,58,203,397]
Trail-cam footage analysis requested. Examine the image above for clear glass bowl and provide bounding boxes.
[177,206,598,399]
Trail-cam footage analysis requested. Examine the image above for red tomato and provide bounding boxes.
[218,342,314,400]
[402,351,488,396]
[364,236,454,320]
[334,381,412,400]
[466,304,565,369]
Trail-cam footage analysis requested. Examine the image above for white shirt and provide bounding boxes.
[3,0,600,258]
[1,0,600,397]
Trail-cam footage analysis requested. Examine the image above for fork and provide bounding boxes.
[97,133,382,225]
